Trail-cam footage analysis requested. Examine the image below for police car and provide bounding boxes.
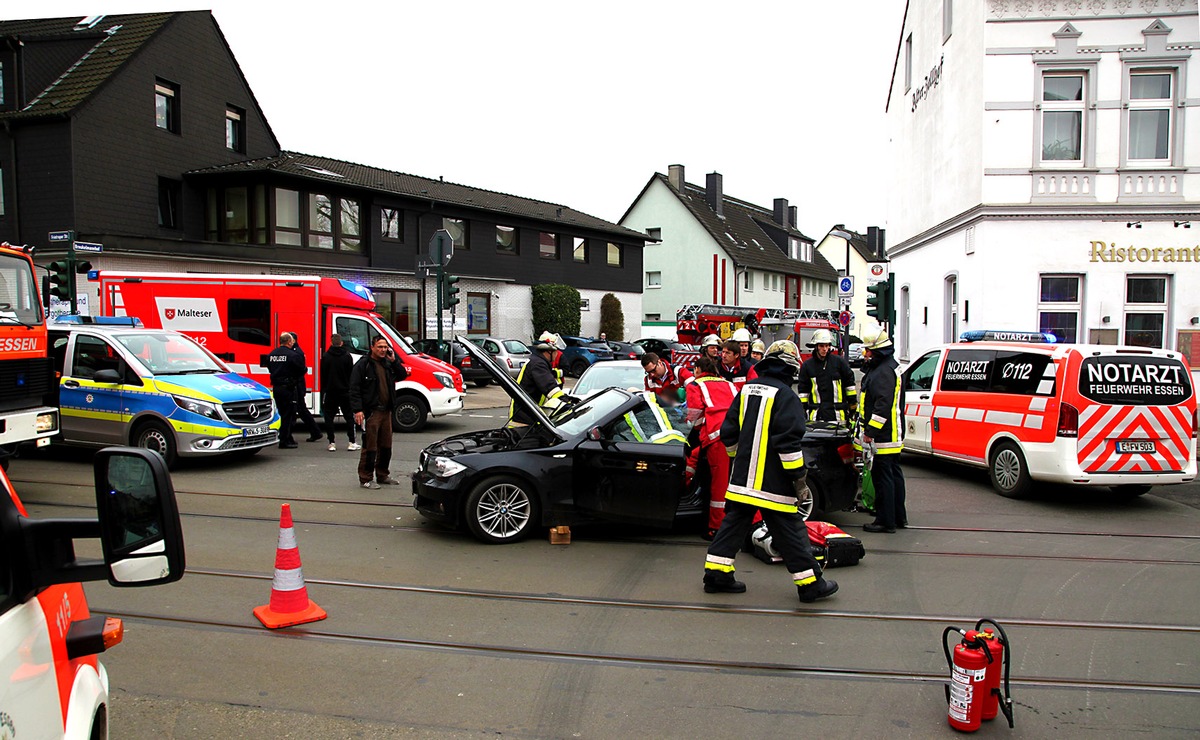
[902,330,1197,498]
[48,317,281,467]
[0,447,185,738]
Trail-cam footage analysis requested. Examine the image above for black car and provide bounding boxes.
[411,338,859,544]
[605,340,645,361]
[633,338,695,365]
[412,339,491,387]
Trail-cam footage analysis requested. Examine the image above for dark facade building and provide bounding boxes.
[0,11,646,339]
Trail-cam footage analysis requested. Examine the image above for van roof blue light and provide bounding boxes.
[959,330,1056,344]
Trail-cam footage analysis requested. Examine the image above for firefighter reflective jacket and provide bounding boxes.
[685,375,737,448]
[860,350,905,454]
[720,371,807,513]
[510,352,564,425]
[617,392,688,444]
[797,352,858,423]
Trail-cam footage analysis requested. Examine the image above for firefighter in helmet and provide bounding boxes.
[508,340,566,426]
[796,328,858,424]
[858,324,907,533]
[700,334,722,362]
[750,339,766,363]
[702,340,838,603]
[731,327,753,360]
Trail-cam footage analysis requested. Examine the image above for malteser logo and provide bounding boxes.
[165,308,176,320]
[164,308,212,320]
[156,297,221,331]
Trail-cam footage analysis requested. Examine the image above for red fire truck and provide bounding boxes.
[93,272,464,432]
[676,304,842,363]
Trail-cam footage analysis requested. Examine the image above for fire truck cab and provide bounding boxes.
[902,330,1197,498]
[0,447,185,738]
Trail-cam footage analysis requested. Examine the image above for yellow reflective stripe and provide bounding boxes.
[890,371,902,438]
[781,457,805,470]
[726,490,798,513]
[725,444,737,457]
[546,386,565,400]
[846,385,858,398]
[623,412,647,441]
[705,562,736,573]
[876,446,903,454]
[868,417,886,429]
[752,393,774,490]
[792,570,818,587]
[705,554,736,573]
[779,449,804,470]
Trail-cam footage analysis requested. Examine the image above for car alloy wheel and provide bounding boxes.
[465,475,540,544]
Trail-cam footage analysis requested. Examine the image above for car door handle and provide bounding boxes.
[63,380,80,388]
[919,394,930,400]
[652,462,675,473]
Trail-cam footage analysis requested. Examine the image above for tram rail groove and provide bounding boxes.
[101,608,1200,696]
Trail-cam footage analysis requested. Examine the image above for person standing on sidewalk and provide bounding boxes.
[858,324,907,533]
[349,336,408,489]
[319,334,358,452]
[267,332,305,449]
[289,332,323,443]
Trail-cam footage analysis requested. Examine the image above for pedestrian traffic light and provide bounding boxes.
[866,279,889,323]
[48,260,73,301]
[442,273,460,309]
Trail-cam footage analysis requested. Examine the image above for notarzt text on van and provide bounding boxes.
[1085,362,1184,385]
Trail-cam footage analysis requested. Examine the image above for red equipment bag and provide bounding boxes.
[806,521,866,568]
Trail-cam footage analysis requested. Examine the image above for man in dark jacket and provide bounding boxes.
[797,328,858,424]
[267,332,306,448]
[858,324,907,533]
[349,336,408,489]
[320,334,356,451]
[509,341,565,426]
[289,332,323,443]
[717,340,752,389]
[702,340,838,604]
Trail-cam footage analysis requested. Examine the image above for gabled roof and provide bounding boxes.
[0,13,174,120]
[820,225,881,263]
[652,173,837,281]
[188,152,646,241]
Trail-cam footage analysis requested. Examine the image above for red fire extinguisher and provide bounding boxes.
[943,619,1014,732]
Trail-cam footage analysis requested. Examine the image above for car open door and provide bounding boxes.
[902,349,941,454]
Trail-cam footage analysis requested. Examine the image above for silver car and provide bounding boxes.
[573,359,645,398]
[473,336,530,378]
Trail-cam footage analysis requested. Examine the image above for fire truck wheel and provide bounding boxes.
[134,420,178,468]
[464,475,540,544]
[1110,484,1152,498]
[989,441,1031,499]
[393,395,429,433]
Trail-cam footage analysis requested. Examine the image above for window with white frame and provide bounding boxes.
[1127,70,1174,163]
[1124,275,1168,348]
[646,271,661,288]
[1038,274,1081,343]
[744,271,753,291]
[1041,73,1085,163]
[788,237,799,260]
[944,275,958,342]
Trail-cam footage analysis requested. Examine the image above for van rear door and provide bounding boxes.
[1074,353,1194,473]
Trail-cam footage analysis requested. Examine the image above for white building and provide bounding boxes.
[886,0,1199,370]
[621,165,838,338]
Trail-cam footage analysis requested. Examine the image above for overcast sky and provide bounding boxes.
[33,1,905,240]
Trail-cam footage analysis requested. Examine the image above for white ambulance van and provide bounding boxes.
[0,447,185,738]
[902,330,1196,498]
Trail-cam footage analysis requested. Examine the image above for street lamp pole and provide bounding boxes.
[831,226,853,352]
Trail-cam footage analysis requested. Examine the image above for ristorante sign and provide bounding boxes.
[1089,241,1200,263]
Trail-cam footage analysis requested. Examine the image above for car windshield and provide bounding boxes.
[503,340,529,354]
[373,319,418,354]
[551,389,631,436]
[575,364,645,396]
[117,332,227,375]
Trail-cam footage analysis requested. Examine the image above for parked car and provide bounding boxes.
[558,335,615,378]
[573,360,645,398]
[605,340,645,360]
[471,336,531,379]
[413,339,492,387]
[633,338,696,365]
[847,342,865,368]
[411,339,860,543]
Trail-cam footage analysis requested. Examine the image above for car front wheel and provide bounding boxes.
[989,441,1032,498]
[393,395,429,433]
[464,475,540,544]
[134,420,178,468]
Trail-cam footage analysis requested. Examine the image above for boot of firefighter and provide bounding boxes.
[797,578,839,603]
[703,571,747,594]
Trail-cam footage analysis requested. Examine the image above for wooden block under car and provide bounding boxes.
[549,525,571,545]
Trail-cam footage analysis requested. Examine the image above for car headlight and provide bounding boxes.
[434,372,454,389]
[428,456,466,478]
[173,395,220,419]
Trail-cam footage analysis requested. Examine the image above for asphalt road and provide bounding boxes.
[10,384,1200,739]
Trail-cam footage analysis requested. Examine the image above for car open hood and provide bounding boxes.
[459,336,559,432]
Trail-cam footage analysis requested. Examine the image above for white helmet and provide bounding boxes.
[808,329,834,348]
[732,327,752,343]
[750,522,782,564]
[701,334,721,349]
[862,323,892,349]
[538,331,565,350]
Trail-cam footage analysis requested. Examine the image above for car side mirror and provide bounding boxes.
[93,447,186,586]
[93,368,121,384]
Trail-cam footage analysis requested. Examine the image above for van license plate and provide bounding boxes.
[1116,440,1155,453]
[242,425,270,437]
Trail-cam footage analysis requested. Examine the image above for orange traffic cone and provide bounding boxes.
[253,503,327,629]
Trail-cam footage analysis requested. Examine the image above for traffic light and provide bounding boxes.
[75,259,92,275]
[866,279,889,323]
[48,259,74,301]
[442,273,460,309]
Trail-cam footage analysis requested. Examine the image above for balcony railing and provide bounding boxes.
[1118,170,1182,201]
[1032,172,1094,200]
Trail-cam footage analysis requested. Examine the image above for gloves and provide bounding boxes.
[793,471,812,504]
[862,438,876,471]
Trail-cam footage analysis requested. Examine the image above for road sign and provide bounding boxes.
[48,230,73,243]
[868,262,888,284]
[839,310,851,327]
[840,296,852,308]
[415,255,438,279]
[429,229,454,266]
[73,241,103,253]
[838,276,854,298]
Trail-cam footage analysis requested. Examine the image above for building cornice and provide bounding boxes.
[986,0,1197,23]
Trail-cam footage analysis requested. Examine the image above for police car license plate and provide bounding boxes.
[1115,440,1155,453]
[242,425,270,437]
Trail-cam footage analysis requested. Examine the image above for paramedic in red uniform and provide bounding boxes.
[703,340,838,603]
[642,352,692,406]
[797,328,858,423]
[859,324,907,533]
[685,356,738,539]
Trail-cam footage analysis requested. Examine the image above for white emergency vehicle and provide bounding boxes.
[901,331,1197,498]
[0,447,185,738]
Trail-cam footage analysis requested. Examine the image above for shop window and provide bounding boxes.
[1124,275,1168,348]
[465,292,490,334]
[1038,274,1081,343]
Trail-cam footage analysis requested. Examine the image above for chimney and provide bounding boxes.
[788,206,798,229]
[668,164,685,191]
[773,198,788,227]
[867,226,886,258]
[706,172,723,217]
